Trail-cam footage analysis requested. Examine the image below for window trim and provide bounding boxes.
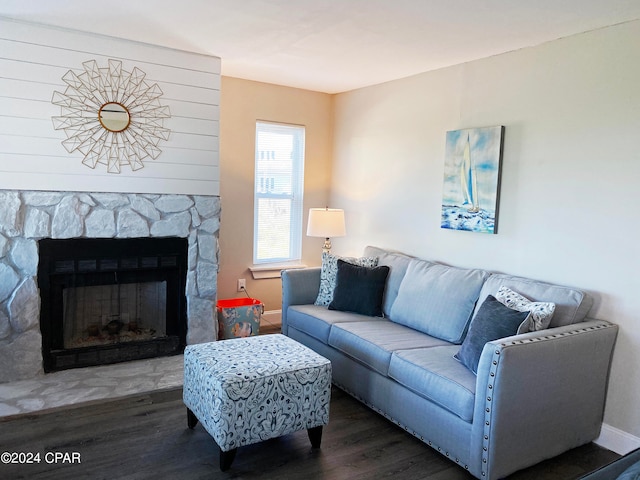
[253,121,305,266]
[248,263,307,279]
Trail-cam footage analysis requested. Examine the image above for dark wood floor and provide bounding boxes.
[0,386,618,480]
[259,323,282,335]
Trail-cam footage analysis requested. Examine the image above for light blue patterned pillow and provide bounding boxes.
[495,286,556,332]
[314,252,378,306]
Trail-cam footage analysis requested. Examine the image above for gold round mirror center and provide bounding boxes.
[99,102,131,133]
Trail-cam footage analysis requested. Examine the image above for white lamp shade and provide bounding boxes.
[307,208,346,238]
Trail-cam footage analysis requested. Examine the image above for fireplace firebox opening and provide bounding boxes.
[38,237,188,372]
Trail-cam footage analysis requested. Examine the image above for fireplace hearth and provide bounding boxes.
[38,237,188,372]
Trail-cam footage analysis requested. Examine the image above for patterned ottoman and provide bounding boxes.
[183,334,332,471]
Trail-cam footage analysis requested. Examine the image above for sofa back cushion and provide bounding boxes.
[363,246,414,317]
[474,273,593,327]
[389,258,490,343]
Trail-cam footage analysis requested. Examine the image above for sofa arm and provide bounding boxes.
[281,267,321,335]
[470,319,618,480]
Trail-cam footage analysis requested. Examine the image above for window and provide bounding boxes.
[253,121,305,264]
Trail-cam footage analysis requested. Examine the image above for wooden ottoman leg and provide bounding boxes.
[307,426,323,449]
[219,446,237,472]
[187,408,199,429]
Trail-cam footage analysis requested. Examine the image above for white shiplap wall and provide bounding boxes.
[0,18,220,195]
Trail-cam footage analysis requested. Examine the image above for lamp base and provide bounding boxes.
[322,238,332,253]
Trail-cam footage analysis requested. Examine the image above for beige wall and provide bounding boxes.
[331,20,640,451]
[219,77,333,310]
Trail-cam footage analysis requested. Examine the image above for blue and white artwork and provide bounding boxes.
[441,126,504,234]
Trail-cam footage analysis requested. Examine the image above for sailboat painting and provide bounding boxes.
[441,126,504,234]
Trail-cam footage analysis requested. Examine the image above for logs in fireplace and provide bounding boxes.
[37,237,188,372]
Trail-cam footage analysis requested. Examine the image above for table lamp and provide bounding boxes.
[306,207,346,253]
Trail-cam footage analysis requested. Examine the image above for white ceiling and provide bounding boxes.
[2,0,640,93]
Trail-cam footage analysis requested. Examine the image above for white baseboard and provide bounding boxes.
[260,309,282,325]
[595,423,640,455]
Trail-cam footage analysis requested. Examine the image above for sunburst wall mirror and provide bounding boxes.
[52,59,171,173]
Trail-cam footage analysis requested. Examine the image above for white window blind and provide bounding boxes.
[253,121,305,264]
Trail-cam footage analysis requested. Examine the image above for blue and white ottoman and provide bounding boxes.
[183,334,332,471]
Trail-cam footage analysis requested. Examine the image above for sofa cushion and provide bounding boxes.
[495,285,556,332]
[389,346,477,422]
[363,246,414,316]
[314,252,378,306]
[287,305,384,344]
[455,295,530,374]
[328,321,450,376]
[474,273,593,327]
[390,259,490,343]
[329,260,390,317]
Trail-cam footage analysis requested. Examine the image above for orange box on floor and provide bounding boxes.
[216,298,262,340]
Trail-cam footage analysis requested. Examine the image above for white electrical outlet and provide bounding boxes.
[237,278,246,292]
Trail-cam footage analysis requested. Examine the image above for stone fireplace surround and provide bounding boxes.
[0,190,220,384]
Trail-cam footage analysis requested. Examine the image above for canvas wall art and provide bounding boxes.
[441,126,505,234]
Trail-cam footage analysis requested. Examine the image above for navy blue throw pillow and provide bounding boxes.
[455,295,529,374]
[328,259,390,317]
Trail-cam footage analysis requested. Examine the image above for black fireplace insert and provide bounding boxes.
[38,237,188,372]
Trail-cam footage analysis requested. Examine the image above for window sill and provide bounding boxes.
[249,263,307,279]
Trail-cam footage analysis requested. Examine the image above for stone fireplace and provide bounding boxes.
[0,190,220,383]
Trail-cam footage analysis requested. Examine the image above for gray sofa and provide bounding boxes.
[281,246,618,480]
